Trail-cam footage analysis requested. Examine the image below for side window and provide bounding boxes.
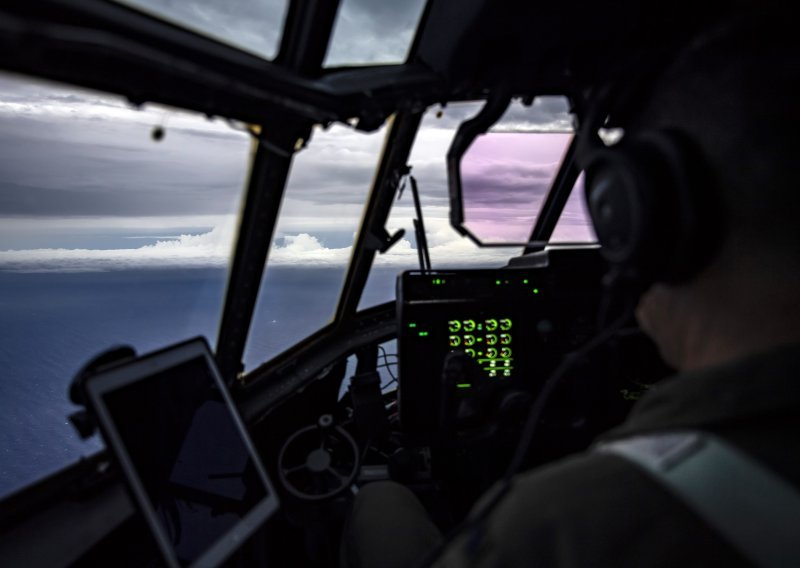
[0,74,250,497]
[458,97,574,244]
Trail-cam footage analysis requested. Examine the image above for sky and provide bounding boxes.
[0,0,594,274]
[461,132,572,242]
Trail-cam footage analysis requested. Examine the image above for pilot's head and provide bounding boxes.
[622,12,800,370]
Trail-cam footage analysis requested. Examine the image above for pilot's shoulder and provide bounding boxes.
[438,451,745,568]
[508,449,655,514]
[490,451,660,542]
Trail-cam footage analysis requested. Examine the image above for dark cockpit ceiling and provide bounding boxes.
[329,0,738,125]
[412,0,733,103]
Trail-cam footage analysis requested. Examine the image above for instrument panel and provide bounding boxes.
[397,249,606,436]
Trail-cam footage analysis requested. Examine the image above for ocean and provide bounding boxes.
[0,266,399,497]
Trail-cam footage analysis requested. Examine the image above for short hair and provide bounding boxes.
[632,10,800,255]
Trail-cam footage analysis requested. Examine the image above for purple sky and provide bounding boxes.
[461,132,594,242]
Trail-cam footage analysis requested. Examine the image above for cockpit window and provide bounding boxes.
[550,173,598,242]
[358,105,515,311]
[242,123,386,370]
[459,97,574,244]
[113,0,289,60]
[460,131,573,243]
[324,0,428,67]
[0,74,250,497]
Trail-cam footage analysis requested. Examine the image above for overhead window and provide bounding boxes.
[324,0,427,66]
[114,0,289,59]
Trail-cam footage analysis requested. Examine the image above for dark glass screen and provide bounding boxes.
[103,356,267,565]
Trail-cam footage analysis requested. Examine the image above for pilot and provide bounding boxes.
[344,10,800,568]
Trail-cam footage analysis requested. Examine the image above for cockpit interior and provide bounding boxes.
[0,0,742,566]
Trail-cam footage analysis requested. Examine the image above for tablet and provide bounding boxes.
[84,337,279,567]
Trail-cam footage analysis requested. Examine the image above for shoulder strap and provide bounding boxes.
[595,431,800,567]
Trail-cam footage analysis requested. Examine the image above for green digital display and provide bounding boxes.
[448,317,514,379]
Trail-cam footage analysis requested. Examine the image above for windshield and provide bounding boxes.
[0,74,250,497]
[243,123,386,369]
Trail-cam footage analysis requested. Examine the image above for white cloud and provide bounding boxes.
[0,78,247,141]
[0,215,233,232]
[0,215,520,272]
[0,223,235,272]
[269,233,353,266]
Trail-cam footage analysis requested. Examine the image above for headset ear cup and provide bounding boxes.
[584,129,718,284]
[584,148,653,273]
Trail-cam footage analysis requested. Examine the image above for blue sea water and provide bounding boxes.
[0,266,399,498]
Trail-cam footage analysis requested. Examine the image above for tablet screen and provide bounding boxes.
[88,340,277,567]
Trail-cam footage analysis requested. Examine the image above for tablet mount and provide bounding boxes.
[68,345,137,439]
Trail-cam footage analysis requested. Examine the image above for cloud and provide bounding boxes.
[0,75,570,224]
[0,75,393,219]
[425,98,573,133]
[0,61,588,267]
[0,78,251,219]
[270,233,352,266]
[0,217,521,272]
[491,97,574,133]
[325,0,428,66]
[550,175,597,242]
[0,223,235,272]
[119,0,287,59]
[284,124,388,206]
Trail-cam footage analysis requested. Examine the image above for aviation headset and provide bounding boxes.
[581,113,721,286]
